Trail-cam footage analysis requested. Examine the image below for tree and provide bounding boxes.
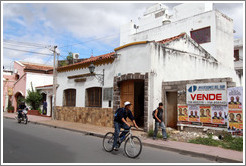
[25,83,42,110]
[67,52,73,64]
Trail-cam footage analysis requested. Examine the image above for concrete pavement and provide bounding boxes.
[2,112,243,163]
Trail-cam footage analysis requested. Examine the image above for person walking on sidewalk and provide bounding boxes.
[113,101,139,151]
[153,102,167,141]
[42,100,47,115]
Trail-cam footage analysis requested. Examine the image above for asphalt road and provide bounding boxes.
[3,118,217,163]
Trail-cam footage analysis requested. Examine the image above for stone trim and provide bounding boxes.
[113,73,149,132]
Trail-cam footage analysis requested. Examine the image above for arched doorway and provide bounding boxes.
[15,92,24,111]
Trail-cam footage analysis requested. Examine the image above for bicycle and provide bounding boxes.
[103,126,142,158]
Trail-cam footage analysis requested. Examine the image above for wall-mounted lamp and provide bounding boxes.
[88,63,104,86]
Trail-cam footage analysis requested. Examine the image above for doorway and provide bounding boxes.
[120,80,144,127]
[166,92,178,129]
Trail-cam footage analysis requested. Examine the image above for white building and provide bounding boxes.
[56,32,239,131]
[120,3,235,69]
[234,38,243,85]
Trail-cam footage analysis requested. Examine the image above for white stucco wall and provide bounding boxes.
[114,44,151,76]
[25,73,53,94]
[149,41,240,110]
[121,9,234,69]
[56,62,115,108]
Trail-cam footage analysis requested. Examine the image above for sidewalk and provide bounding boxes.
[3,112,243,163]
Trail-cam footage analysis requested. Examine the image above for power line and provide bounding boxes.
[3,39,51,48]
[59,34,119,48]
[3,47,53,56]
[4,42,49,49]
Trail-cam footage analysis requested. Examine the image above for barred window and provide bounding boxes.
[190,26,211,44]
[86,87,102,107]
[63,89,76,107]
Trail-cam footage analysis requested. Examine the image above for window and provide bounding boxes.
[86,87,102,107]
[190,27,211,44]
[234,49,239,61]
[63,89,76,106]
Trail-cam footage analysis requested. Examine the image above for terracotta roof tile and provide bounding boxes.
[58,52,115,71]
[20,62,53,71]
[157,33,186,44]
[36,84,53,88]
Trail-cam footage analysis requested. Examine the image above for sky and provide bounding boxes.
[2,2,244,70]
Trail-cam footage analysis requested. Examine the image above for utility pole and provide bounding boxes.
[52,46,57,120]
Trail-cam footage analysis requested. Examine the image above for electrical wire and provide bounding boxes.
[3,39,51,48]
[3,47,53,56]
[59,33,119,48]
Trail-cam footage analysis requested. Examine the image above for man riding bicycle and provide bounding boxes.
[113,101,139,151]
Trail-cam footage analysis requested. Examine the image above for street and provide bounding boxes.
[3,118,216,163]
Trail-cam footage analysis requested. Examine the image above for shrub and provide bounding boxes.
[25,83,42,110]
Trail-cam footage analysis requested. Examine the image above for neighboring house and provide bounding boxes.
[234,38,243,85]
[3,69,16,111]
[36,85,54,116]
[12,61,53,113]
[56,33,239,131]
[121,3,235,69]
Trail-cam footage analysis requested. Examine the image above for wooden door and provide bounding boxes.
[166,92,178,129]
[120,80,134,125]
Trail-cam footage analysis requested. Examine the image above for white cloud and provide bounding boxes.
[2,2,244,69]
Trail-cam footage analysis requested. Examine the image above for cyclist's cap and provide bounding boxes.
[124,101,131,106]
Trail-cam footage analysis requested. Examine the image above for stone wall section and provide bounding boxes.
[55,106,114,127]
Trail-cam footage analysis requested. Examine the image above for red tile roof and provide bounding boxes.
[20,62,53,71]
[36,84,53,88]
[57,52,115,72]
[157,33,186,44]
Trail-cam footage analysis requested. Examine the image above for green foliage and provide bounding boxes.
[38,108,42,114]
[189,134,243,151]
[148,129,170,139]
[25,83,42,110]
[59,60,67,67]
[189,137,221,147]
[7,99,14,111]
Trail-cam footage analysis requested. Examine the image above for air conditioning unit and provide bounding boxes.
[72,53,79,59]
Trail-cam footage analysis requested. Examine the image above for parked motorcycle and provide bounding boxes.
[16,108,28,124]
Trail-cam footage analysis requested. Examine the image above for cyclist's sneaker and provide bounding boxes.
[113,147,119,151]
[153,137,156,140]
[163,138,167,141]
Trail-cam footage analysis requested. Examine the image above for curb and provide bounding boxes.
[3,116,243,163]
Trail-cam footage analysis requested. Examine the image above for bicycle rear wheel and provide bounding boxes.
[103,132,114,152]
[124,136,142,158]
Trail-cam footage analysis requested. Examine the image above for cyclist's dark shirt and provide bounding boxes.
[114,108,134,124]
[18,103,26,110]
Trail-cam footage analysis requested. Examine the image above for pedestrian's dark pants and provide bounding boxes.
[153,121,167,139]
[42,107,47,114]
[113,121,130,148]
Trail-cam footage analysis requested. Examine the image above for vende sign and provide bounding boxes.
[186,82,227,105]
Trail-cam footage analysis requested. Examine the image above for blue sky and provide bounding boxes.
[2,2,244,70]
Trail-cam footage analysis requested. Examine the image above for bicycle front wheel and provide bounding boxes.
[124,136,142,158]
[103,132,114,152]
